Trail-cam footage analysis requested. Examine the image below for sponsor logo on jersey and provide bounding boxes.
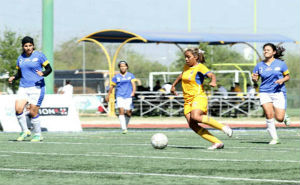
[266,67,272,71]
[32,58,38,62]
[275,67,281,71]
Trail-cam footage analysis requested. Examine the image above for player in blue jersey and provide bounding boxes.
[252,43,290,144]
[106,61,136,134]
[8,36,52,142]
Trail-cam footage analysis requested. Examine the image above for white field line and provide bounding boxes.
[3,140,300,151]
[1,150,299,163]
[0,168,299,184]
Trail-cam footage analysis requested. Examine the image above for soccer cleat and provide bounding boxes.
[269,139,280,145]
[208,143,224,150]
[16,130,31,141]
[122,129,128,134]
[30,135,44,142]
[283,115,291,126]
[222,126,233,137]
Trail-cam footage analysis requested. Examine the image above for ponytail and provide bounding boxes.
[184,48,206,63]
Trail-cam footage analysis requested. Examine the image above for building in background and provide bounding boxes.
[54,70,105,94]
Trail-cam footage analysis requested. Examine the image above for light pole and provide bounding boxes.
[82,42,86,94]
[42,0,54,94]
[253,0,257,64]
[188,0,191,32]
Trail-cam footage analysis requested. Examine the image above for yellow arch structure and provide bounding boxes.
[212,42,263,93]
[212,63,255,93]
[78,29,147,116]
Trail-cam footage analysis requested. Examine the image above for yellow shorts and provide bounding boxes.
[184,95,208,115]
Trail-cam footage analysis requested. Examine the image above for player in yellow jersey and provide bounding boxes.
[171,48,233,150]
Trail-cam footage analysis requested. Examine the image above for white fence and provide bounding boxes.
[74,92,261,117]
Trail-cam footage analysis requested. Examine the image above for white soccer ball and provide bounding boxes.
[151,133,168,149]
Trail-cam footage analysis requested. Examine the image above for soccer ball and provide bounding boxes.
[151,133,168,149]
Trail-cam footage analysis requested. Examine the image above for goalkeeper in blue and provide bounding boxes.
[8,36,52,142]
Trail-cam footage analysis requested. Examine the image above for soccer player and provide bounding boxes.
[171,48,233,150]
[106,61,136,134]
[8,36,52,142]
[252,43,290,144]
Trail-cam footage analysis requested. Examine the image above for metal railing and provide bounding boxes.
[74,91,262,117]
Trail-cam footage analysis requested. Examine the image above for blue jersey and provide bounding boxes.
[112,72,135,98]
[17,51,49,88]
[253,59,289,93]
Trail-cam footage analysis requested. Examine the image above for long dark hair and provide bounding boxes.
[263,43,285,60]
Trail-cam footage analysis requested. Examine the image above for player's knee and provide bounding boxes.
[29,109,39,118]
[126,112,131,117]
[275,116,284,122]
[265,113,274,119]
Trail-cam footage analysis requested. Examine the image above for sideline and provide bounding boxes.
[82,122,300,128]
[81,117,300,128]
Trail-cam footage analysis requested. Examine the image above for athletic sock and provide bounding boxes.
[119,115,126,130]
[125,115,131,126]
[16,112,28,132]
[31,115,41,135]
[197,127,222,144]
[266,118,278,140]
[201,115,224,130]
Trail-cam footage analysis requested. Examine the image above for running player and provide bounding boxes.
[8,36,52,142]
[171,48,233,150]
[106,61,136,134]
[252,43,290,144]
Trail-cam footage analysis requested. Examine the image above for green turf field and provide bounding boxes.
[0,129,299,185]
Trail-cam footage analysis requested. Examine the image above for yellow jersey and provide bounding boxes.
[182,63,211,102]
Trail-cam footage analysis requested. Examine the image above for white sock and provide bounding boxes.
[16,112,28,132]
[119,115,126,130]
[266,118,278,140]
[125,115,131,126]
[31,115,41,134]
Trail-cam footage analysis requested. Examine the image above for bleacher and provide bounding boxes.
[75,91,261,117]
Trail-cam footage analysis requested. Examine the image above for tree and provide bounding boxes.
[54,39,168,87]
[171,43,252,91]
[121,49,168,85]
[0,30,22,93]
[171,43,251,71]
[283,53,300,108]
[54,38,109,70]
